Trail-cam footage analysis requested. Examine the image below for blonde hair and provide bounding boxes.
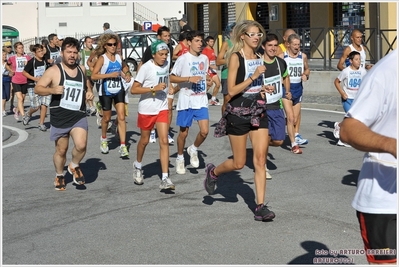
[225,20,266,66]
[94,33,119,57]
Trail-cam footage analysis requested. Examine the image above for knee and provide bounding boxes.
[74,141,87,153]
[117,115,125,124]
[270,140,284,147]
[158,136,168,146]
[199,129,209,139]
[233,162,245,170]
[179,131,188,139]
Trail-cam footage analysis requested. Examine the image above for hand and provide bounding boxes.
[124,75,131,83]
[285,91,292,100]
[301,73,308,82]
[86,91,94,101]
[254,65,266,79]
[341,93,348,100]
[189,76,202,84]
[156,83,167,91]
[52,85,64,95]
[110,71,120,78]
[264,84,274,94]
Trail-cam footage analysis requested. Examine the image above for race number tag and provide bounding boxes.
[106,77,122,94]
[16,57,26,72]
[60,80,84,111]
[264,74,282,103]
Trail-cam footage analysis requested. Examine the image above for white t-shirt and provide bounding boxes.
[134,59,170,115]
[337,66,367,99]
[345,49,397,214]
[171,52,209,110]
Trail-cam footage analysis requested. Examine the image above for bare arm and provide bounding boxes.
[334,78,347,100]
[337,46,351,71]
[172,44,182,60]
[22,70,39,83]
[34,66,64,96]
[216,41,228,66]
[301,53,310,81]
[340,117,397,158]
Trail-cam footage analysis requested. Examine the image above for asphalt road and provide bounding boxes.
[2,95,369,265]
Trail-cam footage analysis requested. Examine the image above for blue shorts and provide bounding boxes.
[283,84,303,105]
[341,98,354,113]
[266,109,286,141]
[176,107,209,128]
[50,117,88,141]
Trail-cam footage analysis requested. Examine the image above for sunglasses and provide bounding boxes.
[106,42,117,47]
[6,46,12,48]
[245,32,264,38]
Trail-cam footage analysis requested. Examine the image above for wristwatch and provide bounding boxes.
[150,86,155,96]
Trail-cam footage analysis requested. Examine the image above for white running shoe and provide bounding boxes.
[266,168,272,180]
[187,145,199,168]
[333,122,340,139]
[176,158,186,174]
[159,178,175,190]
[168,134,174,144]
[100,140,109,154]
[337,139,351,147]
[149,130,156,143]
[133,167,144,185]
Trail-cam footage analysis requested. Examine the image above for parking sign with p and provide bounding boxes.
[143,22,152,31]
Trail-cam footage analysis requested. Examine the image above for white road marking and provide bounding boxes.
[2,125,29,149]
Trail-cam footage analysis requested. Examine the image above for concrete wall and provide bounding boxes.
[303,71,340,96]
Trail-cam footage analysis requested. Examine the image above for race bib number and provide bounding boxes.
[191,80,205,94]
[264,74,282,103]
[34,65,46,78]
[60,80,84,111]
[106,77,122,94]
[16,57,26,72]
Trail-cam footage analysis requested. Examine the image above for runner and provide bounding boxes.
[7,42,31,122]
[22,44,50,131]
[202,35,221,106]
[2,49,13,116]
[137,26,175,145]
[44,33,60,67]
[333,51,367,147]
[80,36,96,115]
[34,37,94,190]
[209,20,275,222]
[261,33,296,180]
[131,40,175,189]
[278,33,310,146]
[91,33,132,158]
[170,30,210,175]
[216,22,235,115]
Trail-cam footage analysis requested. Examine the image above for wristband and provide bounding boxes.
[150,86,155,96]
[249,76,254,82]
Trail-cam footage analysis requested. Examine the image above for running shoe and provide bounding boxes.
[68,163,85,185]
[159,178,175,190]
[266,167,272,180]
[133,167,144,185]
[54,175,66,191]
[96,112,102,127]
[14,110,20,121]
[119,146,129,158]
[175,158,186,174]
[2,110,7,117]
[89,106,96,115]
[204,163,217,195]
[291,145,303,154]
[337,139,351,147]
[22,114,31,125]
[38,124,47,132]
[333,122,340,139]
[295,134,308,145]
[95,101,102,114]
[100,140,109,154]
[210,100,221,106]
[168,134,174,144]
[254,204,275,221]
[187,145,199,168]
[149,130,156,143]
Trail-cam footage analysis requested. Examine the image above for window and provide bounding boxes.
[45,2,82,7]
[89,2,126,6]
[256,3,269,31]
[286,3,310,29]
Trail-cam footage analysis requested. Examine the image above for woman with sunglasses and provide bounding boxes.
[91,33,132,158]
[206,20,276,222]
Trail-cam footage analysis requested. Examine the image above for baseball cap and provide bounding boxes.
[58,35,65,40]
[151,40,169,55]
[180,17,187,23]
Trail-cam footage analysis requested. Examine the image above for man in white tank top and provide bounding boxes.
[337,29,372,71]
